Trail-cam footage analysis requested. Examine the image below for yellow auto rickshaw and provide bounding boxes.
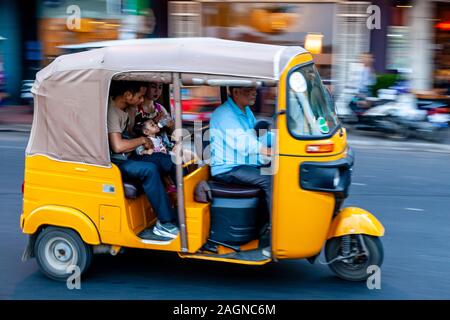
[20,38,384,282]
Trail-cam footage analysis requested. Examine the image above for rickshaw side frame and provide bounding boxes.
[21,52,384,266]
[20,69,248,256]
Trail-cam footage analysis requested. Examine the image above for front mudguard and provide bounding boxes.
[327,207,385,239]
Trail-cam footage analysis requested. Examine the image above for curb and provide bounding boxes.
[0,124,32,132]
[348,138,450,153]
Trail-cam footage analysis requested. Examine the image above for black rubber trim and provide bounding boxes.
[299,147,354,198]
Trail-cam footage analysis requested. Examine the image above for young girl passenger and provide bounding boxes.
[133,119,177,191]
[135,119,169,155]
[132,82,175,148]
[133,82,198,164]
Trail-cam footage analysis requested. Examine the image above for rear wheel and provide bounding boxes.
[325,235,383,282]
[34,226,93,282]
[424,126,447,143]
[385,118,409,140]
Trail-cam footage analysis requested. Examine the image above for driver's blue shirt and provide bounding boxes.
[209,97,273,176]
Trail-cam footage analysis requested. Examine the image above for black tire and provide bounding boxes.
[427,127,447,143]
[325,235,384,282]
[385,118,409,140]
[34,226,93,282]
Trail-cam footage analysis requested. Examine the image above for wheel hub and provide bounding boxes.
[43,236,78,273]
[53,242,73,262]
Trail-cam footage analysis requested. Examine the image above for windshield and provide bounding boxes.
[287,64,339,137]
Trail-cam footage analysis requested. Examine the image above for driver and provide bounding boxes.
[209,86,273,212]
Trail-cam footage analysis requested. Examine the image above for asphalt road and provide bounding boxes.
[1,131,449,299]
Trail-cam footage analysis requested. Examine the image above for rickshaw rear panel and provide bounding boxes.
[21,155,183,251]
[21,154,212,253]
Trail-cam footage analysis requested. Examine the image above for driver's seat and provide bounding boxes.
[195,180,263,245]
[207,180,262,199]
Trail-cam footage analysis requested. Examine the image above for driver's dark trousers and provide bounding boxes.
[213,165,272,212]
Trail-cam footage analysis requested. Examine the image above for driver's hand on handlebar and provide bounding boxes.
[260,146,273,157]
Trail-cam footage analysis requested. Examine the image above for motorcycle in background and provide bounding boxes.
[338,85,449,142]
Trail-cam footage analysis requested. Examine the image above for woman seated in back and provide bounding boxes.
[129,82,175,149]
[135,81,199,163]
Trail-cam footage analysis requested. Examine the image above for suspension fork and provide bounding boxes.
[320,234,369,265]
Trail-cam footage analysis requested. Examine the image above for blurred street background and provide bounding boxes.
[0,0,449,140]
[0,0,450,299]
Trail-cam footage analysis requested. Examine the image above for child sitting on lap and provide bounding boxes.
[134,119,177,192]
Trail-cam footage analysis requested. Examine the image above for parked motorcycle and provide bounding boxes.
[339,86,449,142]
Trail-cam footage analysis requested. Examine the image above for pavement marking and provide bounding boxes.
[405,207,425,212]
[0,145,25,150]
[352,182,367,186]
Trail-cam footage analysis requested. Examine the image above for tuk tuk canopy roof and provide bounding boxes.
[27,38,308,167]
[35,38,306,87]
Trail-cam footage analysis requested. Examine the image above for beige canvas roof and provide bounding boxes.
[57,38,303,77]
[27,38,308,167]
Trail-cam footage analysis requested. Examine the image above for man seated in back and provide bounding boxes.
[107,80,179,239]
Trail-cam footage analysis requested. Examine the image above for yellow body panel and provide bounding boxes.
[183,165,211,253]
[271,53,350,259]
[327,207,385,239]
[21,154,181,251]
[21,155,214,253]
[22,205,101,244]
[272,151,347,259]
[99,205,121,233]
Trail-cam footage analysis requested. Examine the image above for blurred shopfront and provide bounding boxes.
[168,1,363,117]
[384,0,449,93]
[1,0,447,104]
[169,0,449,95]
[0,0,168,103]
[168,0,374,109]
[169,0,345,82]
[434,1,450,94]
[0,0,39,104]
[37,0,167,65]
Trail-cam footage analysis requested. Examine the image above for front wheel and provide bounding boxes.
[325,235,383,282]
[424,126,448,143]
[34,226,93,281]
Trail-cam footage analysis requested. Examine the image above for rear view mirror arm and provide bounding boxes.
[272,109,286,120]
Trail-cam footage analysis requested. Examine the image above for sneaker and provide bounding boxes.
[153,221,179,239]
[139,228,171,241]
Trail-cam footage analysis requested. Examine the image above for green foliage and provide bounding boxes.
[370,73,402,96]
